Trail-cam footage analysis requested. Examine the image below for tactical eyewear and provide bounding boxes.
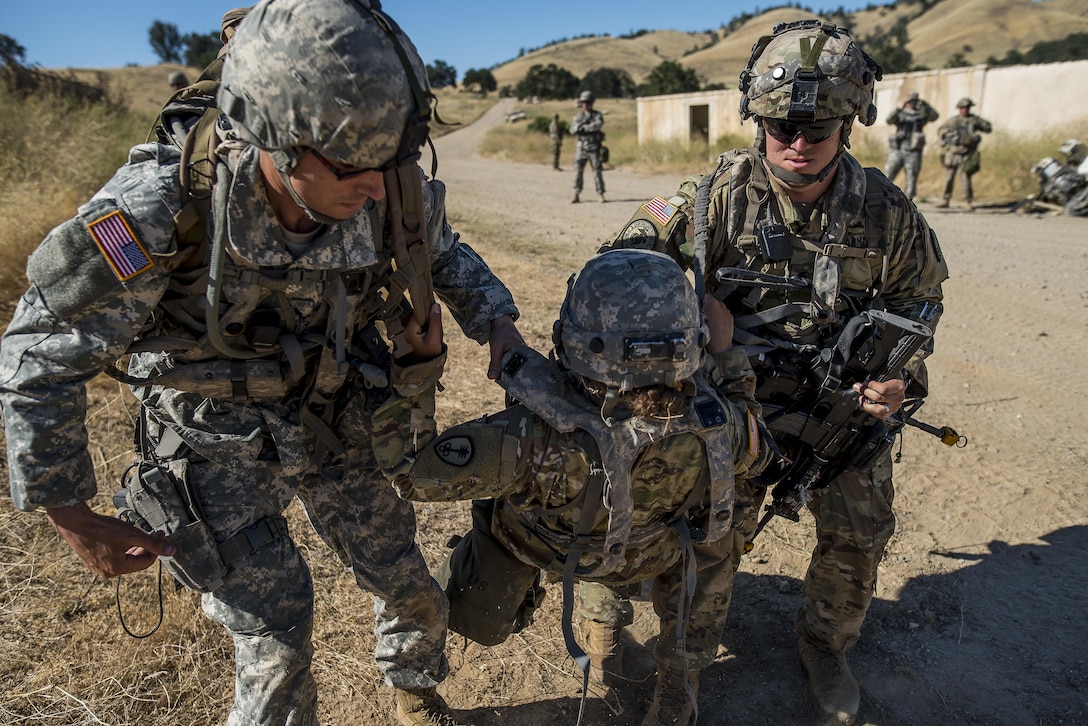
[311,151,380,181]
[763,117,843,145]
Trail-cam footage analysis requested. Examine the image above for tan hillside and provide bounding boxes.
[65,63,201,118]
[488,0,1088,91]
[491,29,715,92]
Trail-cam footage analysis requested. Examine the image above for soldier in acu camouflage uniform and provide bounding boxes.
[371,249,772,726]
[603,21,947,725]
[936,97,992,210]
[883,92,939,200]
[569,90,606,203]
[0,1,523,725]
[549,112,564,171]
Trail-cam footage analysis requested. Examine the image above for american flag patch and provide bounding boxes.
[87,211,153,281]
[642,196,678,226]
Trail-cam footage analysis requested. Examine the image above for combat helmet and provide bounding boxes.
[578,90,595,104]
[1058,139,1086,166]
[956,97,975,109]
[740,20,881,126]
[168,71,188,88]
[554,250,707,392]
[219,0,431,178]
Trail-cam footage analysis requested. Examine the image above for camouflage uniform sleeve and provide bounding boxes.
[1,162,176,511]
[704,348,766,476]
[422,175,519,344]
[877,189,948,398]
[372,390,543,502]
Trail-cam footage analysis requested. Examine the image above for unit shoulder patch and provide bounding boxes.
[86,210,154,281]
[434,435,475,467]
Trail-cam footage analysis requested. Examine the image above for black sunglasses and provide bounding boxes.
[763,117,843,145]
[311,151,380,181]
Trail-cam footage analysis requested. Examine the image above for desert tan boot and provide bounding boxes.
[394,687,464,726]
[798,640,860,725]
[583,620,625,687]
[640,663,700,726]
[571,193,580,203]
[598,193,606,203]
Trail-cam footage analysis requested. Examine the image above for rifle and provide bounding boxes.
[723,290,966,549]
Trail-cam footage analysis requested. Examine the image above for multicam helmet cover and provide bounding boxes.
[739,20,882,125]
[555,250,707,391]
[219,0,429,172]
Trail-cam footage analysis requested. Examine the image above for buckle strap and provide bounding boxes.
[217,515,289,566]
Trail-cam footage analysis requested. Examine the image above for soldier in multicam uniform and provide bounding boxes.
[569,90,606,203]
[883,92,939,200]
[549,112,564,171]
[603,21,947,725]
[936,97,992,210]
[371,249,772,726]
[0,1,522,725]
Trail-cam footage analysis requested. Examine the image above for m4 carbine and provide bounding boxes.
[745,308,936,548]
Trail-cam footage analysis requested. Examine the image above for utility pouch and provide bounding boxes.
[757,223,793,262]
[117,461,228,593]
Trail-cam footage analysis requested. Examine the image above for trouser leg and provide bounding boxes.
[796,454,895,654]
[942,165,957,200]
[589,152,605,195]
[884,150,904,186]
[963,169,975,202]
[576,580,636,627]
[903,152,920,199]
[298,392,449,691]
[573,155,587,194]
[181,455,320,726]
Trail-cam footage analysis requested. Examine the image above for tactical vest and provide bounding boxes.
[496,346,736,581]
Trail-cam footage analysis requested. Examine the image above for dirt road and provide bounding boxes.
[420,98,1088,725]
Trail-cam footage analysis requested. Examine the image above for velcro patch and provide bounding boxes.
[642,196,678,226]
[86,210,153,281]
[694,397,727,427]
[434,435,474,467]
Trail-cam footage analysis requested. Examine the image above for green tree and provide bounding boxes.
[636,60,701,97]
[183,31,220,69]
[0,33,27,67]
[462,68,497,95]
[580,67,636,98]
[149,21,184,64]
[426,59,457,89]
[514,63,580,100]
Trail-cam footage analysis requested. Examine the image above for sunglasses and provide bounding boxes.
[311,151,381,181]
[762,117,843,145]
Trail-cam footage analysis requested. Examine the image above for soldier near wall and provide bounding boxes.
[570,90,606,203]
[937,97,993,210]
[883,92,939,200]
[548,112,564,171]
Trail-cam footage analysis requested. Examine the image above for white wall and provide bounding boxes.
[637,60,1088,148]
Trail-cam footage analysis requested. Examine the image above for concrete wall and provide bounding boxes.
[637,60,1088,148]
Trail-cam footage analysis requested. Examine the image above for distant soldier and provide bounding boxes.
[883,92,938,200]
[167,70,189,91]
[548,112,563,171]
[937,97,992,210]
[569,90,605,203]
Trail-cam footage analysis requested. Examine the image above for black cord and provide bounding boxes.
[115,560,165,639]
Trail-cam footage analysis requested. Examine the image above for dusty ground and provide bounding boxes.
[1,98,1085,726]
[422,99,1088,726]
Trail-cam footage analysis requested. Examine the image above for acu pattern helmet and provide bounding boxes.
[554,250,708,392]
[219,0,431,174]
[739,20,882,127]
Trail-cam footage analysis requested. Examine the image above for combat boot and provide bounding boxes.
[583,620,624,687]
[935,198,950,208]
[798,640,859,726]
[963,200,974,211]
[640,663,700,726]
[598,193,606,203]
[394,687,464,726]
[571,193,580,203]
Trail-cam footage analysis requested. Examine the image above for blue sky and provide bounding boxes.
[2,1,877,79]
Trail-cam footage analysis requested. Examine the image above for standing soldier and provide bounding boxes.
[167,70,189,91]
[372,249,771,726]
[604,20,947,725]
[883,92,939,200]
[569,90,606,203]
[0,1,523,724]
[936,97,992,209]
[549,112,564,171]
